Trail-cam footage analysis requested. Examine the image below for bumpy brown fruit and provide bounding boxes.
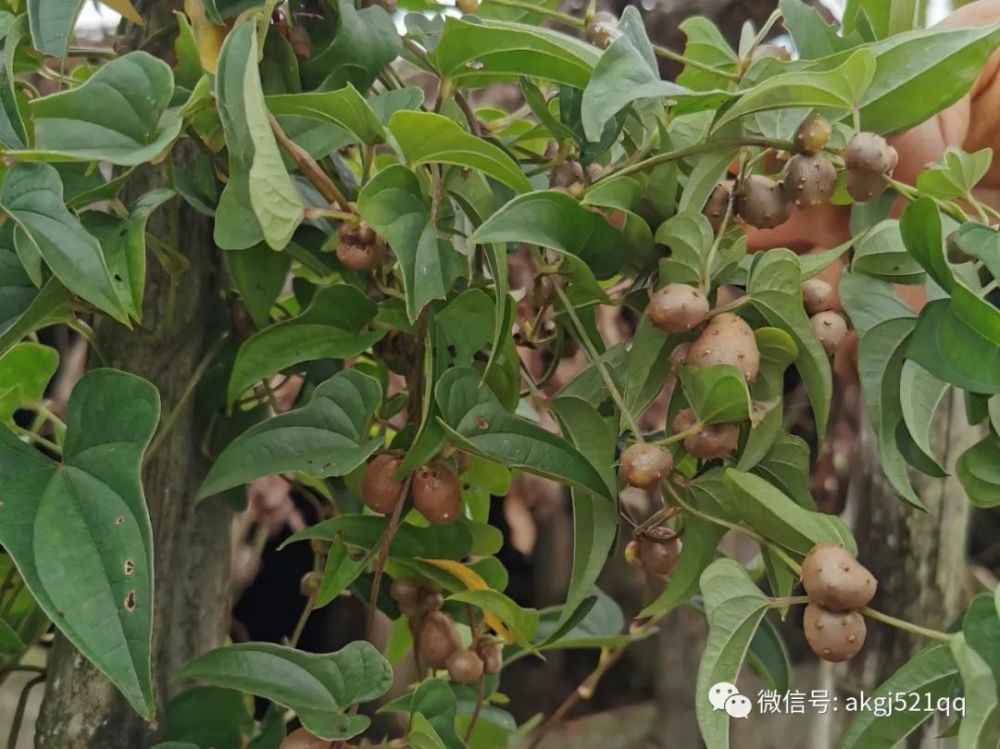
[620,443,673,489]
[782,154,837,208]
[671,408,697,435]
[421,592,445,614]
[584,11,619,48]
[793,114,832,155]
[390,578,421,608]
[687,422,740,460]
[802,278,835,315]
[801,543,877,611]
[703,183,732,233]
[447,648,485,684]
[686,312,761,383]
[548,160,585,190]
[417,611,462,669]
[362,453,404,515]
[671,409,739,460]
[638,533,682,577]
[810,311,849,355]
[736,175,790,229]
[803,604,867,663]
[669,342,691,369]
[844,132,898,175]
[335,221,382,271]
[412,461,463,525]
[281,727,332,749]
[456,0,479,12]
[846,168,888,202]
[475,638,504,674]
[647,283,710,334]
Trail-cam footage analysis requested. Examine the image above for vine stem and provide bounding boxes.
[860,607,952,643]
[651,421,702,447]
[602,137,794,183]
[552,283,644,439]
[304,207,357,223]
[886,177,967,224]
[651,44,740,81]
[10,425,61,456]
[739,8,783,67]
[662,479,803,574]
[666,482,953,642]
[6,674,45,749]
[145,334,228,463]
[269,114,351,210]
[365,475,413,642]
[707,294,752,317]
[768,595,809,608]
[527,607,668,749]
[463,674,487,741]
[525,646,618,749]
[700,198,734,293]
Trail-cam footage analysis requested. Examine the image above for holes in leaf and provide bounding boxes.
[123,559,135,576]
[124,590,137,612]
[114,516,125,526]
[475,415,489,430]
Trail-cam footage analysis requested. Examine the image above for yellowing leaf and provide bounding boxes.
[184,0,225,73]
[419,558,511,642]
[101,0,143,25]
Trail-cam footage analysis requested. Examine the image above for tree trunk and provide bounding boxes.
[34,6,232,746]
[836,390,975,747]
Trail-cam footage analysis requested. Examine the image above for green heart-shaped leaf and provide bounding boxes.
[24,52,183,166]
[390,110,531,193]
[227,284,384,405]
[203,369,382,498]
[0,369,159,718]
[177,641,392,741]
[1,163,127,322]
[436,367,613,501]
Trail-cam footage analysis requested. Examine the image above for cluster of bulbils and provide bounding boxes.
[800,543,877,662]
[718,114,900,233]
[363,454,502,683]
[363,453,464,524]
[390,577,503,684]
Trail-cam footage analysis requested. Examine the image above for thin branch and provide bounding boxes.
[463,674,487,741]
[269,114,351,210]
[365,475,413,642]
[455,92,483,137]
[860,607,952,643]
[652,44,740,81]
[602,137,793,183]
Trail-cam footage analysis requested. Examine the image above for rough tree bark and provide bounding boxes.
[837,390,976,747]
[34,4,232,746]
